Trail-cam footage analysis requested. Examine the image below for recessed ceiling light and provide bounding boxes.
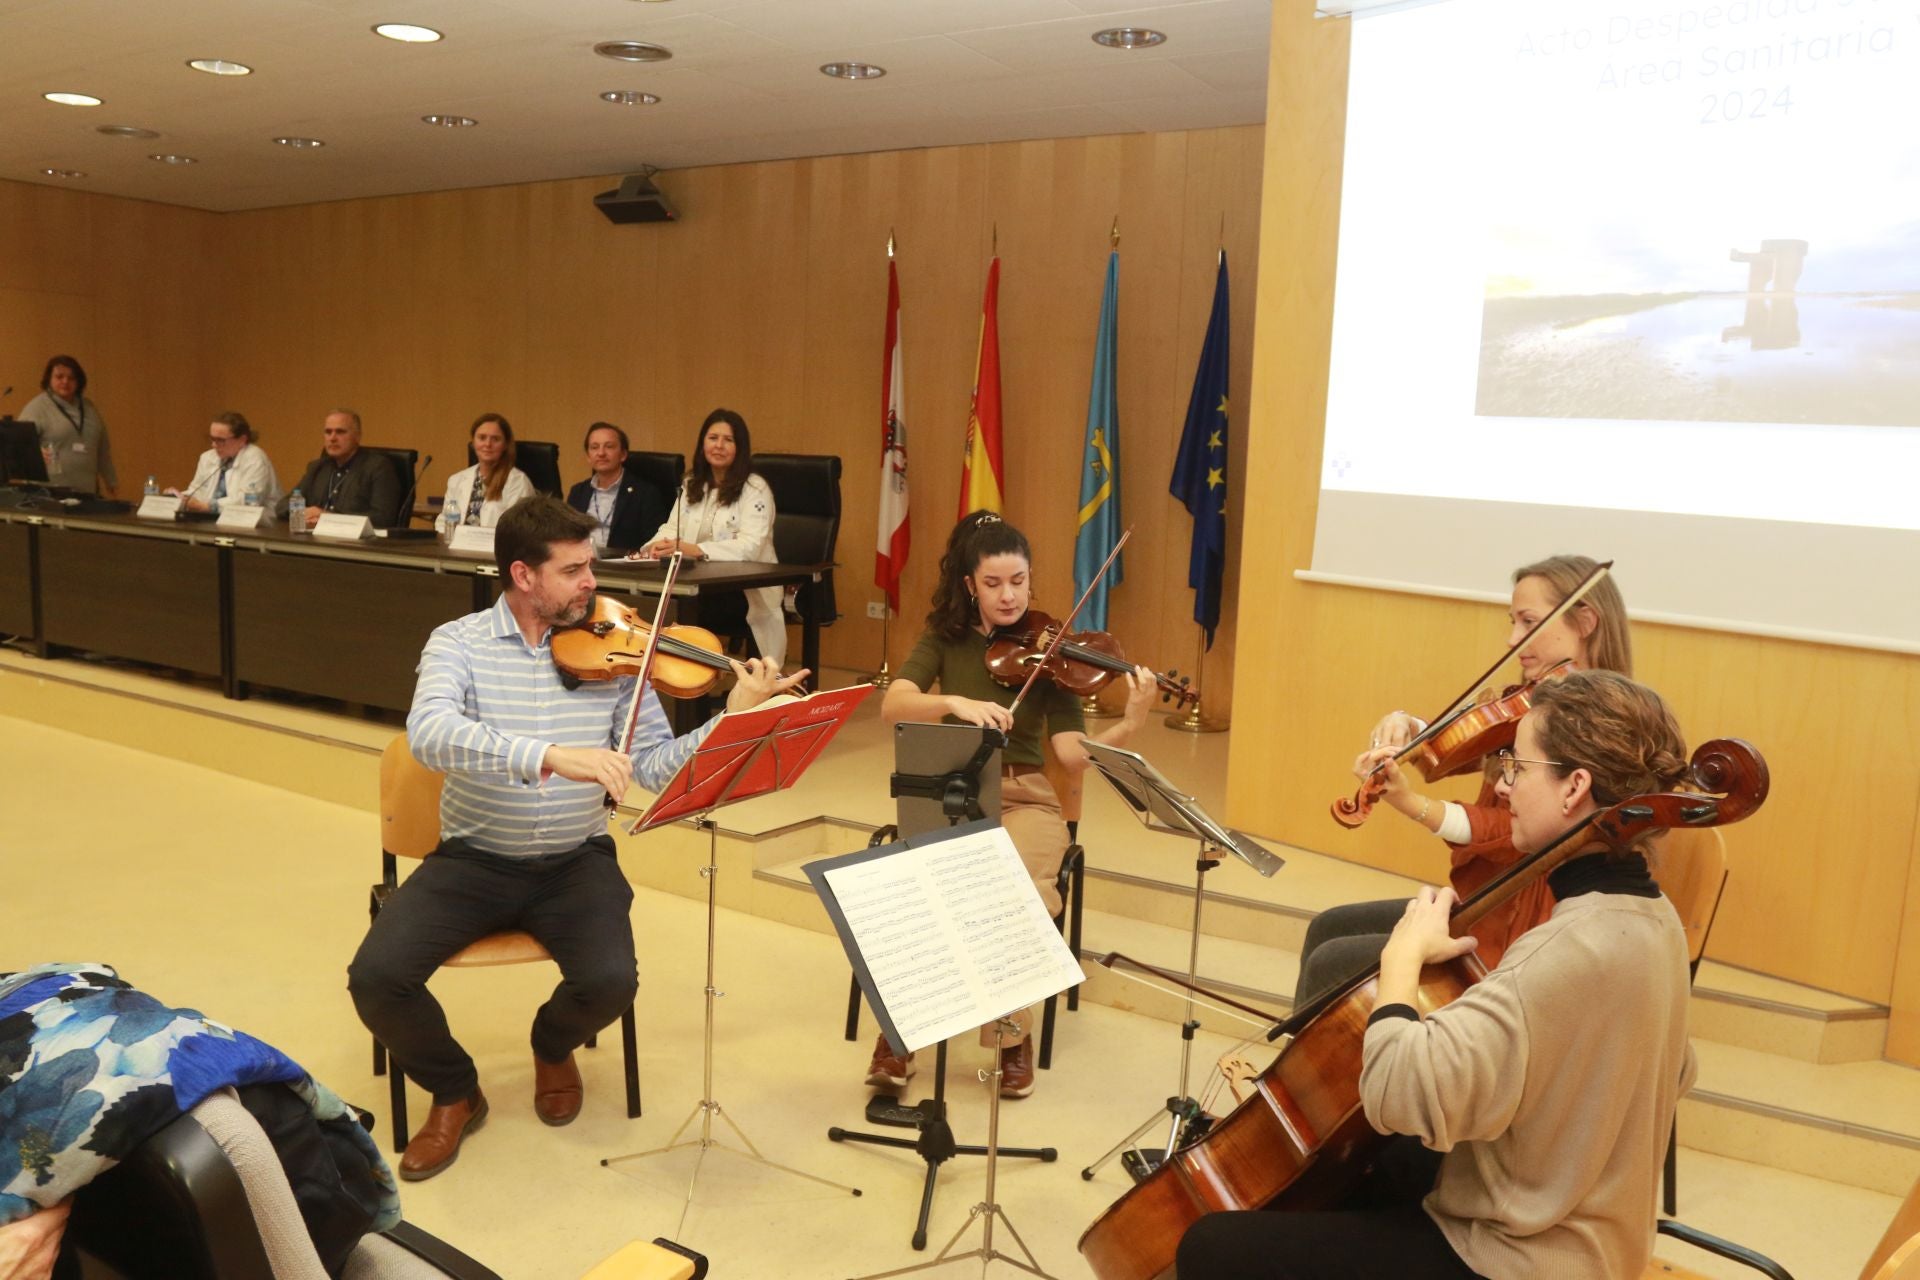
[273,136,326,148]
[1092,27,1167,49]
[187,58,252,76]
[43,92,103,107]
[820,61,886,80]
[40,168,86,179]
[149,153,198,165]
[420,114,477,128]
[373,23,442,43]
[594,41,672,62]
[600,89,661,106]
[97,125,159,139]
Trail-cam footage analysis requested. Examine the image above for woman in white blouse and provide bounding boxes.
[439,412,535,535]
[176,412,281,513]
[638,408,784,670]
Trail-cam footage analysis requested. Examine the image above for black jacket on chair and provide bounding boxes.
[566,469,672,554]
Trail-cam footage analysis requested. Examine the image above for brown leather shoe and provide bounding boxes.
[399,1089,487,1182]
[864,1034,915,1090]
[534,1052,584,1126]
[998,1039,1034,1099]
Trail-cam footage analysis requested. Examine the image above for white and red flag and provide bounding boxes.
[874,256,911,613]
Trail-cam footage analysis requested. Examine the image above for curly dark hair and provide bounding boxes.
[41,355,86,398]
[685,408,754,508]
[925,510,1032,642]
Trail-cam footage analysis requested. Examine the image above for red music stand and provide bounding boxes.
[602,683,874,1235]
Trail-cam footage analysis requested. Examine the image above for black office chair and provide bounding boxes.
[468,440,563,497]
[625,451,686,510]
[752,452,841,626]
[359,445,420,529]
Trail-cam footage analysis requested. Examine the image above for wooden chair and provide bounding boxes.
[370,736,641,1153]
[1650,825,1730,1216]
[1650,1169,1920,1280]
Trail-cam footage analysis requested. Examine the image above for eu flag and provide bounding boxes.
[1170,254,1229,648]
[1073,250,1123,630]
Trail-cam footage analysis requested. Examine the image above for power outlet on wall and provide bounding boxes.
[865,601,887,619]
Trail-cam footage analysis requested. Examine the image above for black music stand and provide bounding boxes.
[823,723,1058,1253]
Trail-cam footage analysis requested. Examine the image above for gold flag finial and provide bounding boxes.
[887,228,896,259]
[1110,216,1120,249]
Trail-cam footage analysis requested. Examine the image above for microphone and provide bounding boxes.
[385,453,437,541]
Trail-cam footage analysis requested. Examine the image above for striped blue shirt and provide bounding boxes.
[407,595,714,856]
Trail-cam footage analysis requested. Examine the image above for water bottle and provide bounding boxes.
[144,474,158,497]
[243,487,259,507]
[287,488,306,533]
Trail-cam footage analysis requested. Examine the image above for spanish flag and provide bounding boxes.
[957,257,1005,517]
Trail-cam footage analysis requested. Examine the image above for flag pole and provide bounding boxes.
[1165,622,1228,733]
[875,227,902,688]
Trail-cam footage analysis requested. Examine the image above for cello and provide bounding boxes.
[1078,735,1769,1280]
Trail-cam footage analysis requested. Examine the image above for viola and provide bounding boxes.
[1331,658,1574,829]
[985,610,1197,709]
[551,594,735,700]
[1080,737,1770,1280]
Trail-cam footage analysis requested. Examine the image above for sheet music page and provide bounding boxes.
[821,825,1085,1053]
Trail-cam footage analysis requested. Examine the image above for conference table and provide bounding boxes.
[0,505,830,723]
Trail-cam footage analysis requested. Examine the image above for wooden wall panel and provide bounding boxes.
[1230,5,1920,1021]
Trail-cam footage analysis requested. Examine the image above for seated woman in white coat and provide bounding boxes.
[175,412,282,513]
[438,412,535,535]
[635,408,785,671]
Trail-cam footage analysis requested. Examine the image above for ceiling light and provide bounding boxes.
[1092,27,1167,48]
[40,169,86,179]
[43,92,103,107]
[273,136,326,148]
[594,41,672,62]
[421,114,477,128]
[820,61,886,80]
[97,125,159,139]
[600,90,660,106]
[373,23,442,43]
[149,154,198,165]
[187,58,252,76]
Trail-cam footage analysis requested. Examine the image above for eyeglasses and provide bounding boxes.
[209,434,237,445]
[1494,748,1566,787]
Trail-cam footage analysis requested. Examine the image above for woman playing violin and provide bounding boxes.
[872,510,1156,1099]
[1295,554,1633,1006]
[1179,669,1697,1279]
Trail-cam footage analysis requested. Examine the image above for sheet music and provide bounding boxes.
[820,825,1084,1054]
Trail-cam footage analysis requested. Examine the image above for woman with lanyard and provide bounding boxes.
[438,412,535,536]
[1294,554,1634,1007]
[635,408,786,671]
[1178,668,1698,1279]
[871,510,1156,1098]
[18,355,116,496]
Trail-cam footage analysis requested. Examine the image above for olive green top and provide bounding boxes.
[896,627,1086,767]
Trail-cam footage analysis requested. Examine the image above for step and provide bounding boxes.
[1691,960,1889,1065]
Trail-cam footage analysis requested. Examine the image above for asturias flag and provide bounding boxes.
[957,257,1005,517]
[1170,254,1229,648]
[875,258,910,614]
[1073,250,1123,630]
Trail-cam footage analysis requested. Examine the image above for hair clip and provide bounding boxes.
[973,512,1003,526]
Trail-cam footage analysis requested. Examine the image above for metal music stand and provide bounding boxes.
[602,687,871,1237]
[826,722,1058,1256]
[1074,741,1283,1184]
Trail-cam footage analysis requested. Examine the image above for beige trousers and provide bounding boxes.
[981,769,1070,1048]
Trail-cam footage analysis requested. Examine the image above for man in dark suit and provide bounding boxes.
[279,409,402,529]
[565,422,670,555]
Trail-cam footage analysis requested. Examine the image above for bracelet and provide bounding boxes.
[1416,797,1433,829]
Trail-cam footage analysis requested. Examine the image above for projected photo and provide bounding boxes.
[1475,231,1920,427]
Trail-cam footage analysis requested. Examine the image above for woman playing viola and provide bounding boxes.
[873,510,1155,1099]
[1179,669,1698,1279]
[1294,554,1633,1006]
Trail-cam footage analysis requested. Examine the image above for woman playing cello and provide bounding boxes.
[871,510,1156,1098]
[1294,554,1633,1006]
[1179,668,1698,1278]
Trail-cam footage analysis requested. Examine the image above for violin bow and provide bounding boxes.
[1368,559,1615,777]
[610,550,685,768]
[1005,525,1132,720]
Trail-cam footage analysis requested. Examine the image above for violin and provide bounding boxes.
[985,610,1197,709]
[550,594,736,700]
[1331,659,1573,829]
[1080,737,1770,1280]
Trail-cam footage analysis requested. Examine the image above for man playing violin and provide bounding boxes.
[1295,555,1634,1007]
[348,496,805,1181]
[1178,669,1699,1278]
[872,510,1156,1098]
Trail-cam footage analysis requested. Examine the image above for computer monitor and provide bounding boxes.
[0,418,49,484]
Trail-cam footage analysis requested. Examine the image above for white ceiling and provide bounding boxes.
[0,0,1271,212]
